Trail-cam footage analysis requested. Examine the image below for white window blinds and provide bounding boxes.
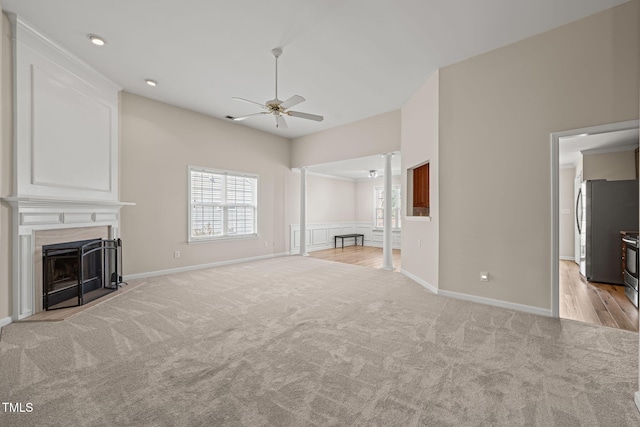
[189,167,258,241]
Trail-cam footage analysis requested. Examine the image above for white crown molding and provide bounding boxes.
[291,168,356,182]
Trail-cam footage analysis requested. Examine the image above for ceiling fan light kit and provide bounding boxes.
[232,47,324,129]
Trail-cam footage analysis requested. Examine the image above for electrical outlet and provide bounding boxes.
[174,251,181,259]
[480,272,489,282]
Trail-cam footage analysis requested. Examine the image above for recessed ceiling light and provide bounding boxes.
[145,79,158,87]
[88,34,106,46]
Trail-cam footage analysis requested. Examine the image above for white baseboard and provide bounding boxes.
[635,391,640,414]
[0,316,12,329]
[401,269,438,294]
[127,252,553,318]
[438,289,553,317]
[124,252,290,281]
[400,271,551,317]
[559,256,575,261]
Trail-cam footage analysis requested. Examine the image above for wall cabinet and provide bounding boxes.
[412,162,430,216]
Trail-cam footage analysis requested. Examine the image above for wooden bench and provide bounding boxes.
[334,234,365,249]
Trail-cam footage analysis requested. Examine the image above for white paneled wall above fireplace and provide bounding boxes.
[11,14,121,201]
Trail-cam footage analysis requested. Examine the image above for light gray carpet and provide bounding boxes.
[0,256,639,426]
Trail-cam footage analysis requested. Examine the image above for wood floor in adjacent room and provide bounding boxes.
[560,260,638,332]
[309,245,401,271]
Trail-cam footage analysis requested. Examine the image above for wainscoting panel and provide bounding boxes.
[290,223,401,254]
[312,229,328,245]
[356,226,372,241]
[293,229,312,248]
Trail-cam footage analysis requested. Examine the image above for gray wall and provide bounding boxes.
[438,0,639,310]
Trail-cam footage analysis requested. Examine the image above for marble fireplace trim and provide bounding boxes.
[3,197,133,320]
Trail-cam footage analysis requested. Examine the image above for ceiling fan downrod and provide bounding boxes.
[230,46,323,128]
[272,48,282,102]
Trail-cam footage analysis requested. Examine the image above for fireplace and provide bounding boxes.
[42,239,122,310]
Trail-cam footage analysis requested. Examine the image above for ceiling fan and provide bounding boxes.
[231,48,324,129]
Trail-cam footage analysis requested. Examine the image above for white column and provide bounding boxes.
[299,167,308,256]
[382,153,394,270]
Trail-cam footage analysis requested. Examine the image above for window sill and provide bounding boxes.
[188,234,259,244]
[404,216,431,222]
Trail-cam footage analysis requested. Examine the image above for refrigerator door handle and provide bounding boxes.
[575,188,582,235]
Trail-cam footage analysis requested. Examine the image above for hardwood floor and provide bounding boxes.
[560,260,638,332]
[309,246,401,271]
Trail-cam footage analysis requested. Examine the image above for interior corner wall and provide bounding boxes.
[400,70,439,290]
[290,109,400,168]
[0,9,12,322]
[120,92,291,276]
[438,0,639,310]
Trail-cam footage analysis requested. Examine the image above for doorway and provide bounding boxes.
[552,120,639,331]
[294,153,402,266]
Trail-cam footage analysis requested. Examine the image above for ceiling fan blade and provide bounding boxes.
[276,115,288,129]
[232,97,267,109]
[233,112,268,121]
[287,111,324,122]
[280,95,305,109]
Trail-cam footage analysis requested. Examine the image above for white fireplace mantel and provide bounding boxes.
[3,196,134,320]
[3,196,134,234]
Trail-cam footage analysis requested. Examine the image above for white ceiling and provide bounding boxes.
[2,0,630,139]
[306,153,402,180]
[559,128,639,168]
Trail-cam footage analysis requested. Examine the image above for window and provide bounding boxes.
[189,166,258,241]
[374,185,401,229]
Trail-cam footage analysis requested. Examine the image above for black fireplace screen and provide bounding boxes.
[42,239,122,310]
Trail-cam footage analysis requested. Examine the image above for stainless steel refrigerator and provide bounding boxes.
[577,179,639,284]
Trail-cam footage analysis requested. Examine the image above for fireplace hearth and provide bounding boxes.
[42,239,123,310]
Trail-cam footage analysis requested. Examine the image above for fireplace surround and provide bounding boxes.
[3,199,132,319]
